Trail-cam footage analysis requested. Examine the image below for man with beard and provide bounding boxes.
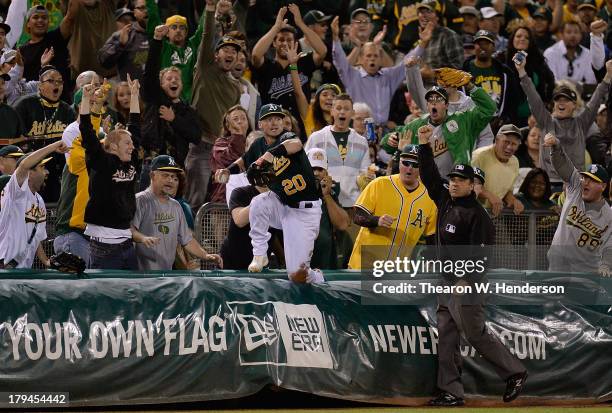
[0,140,69,268]
[140,24,202,187]
[463,30,519,125]
[98,0,150,80]
[19,3,80,102]
[251,4,327,136]
[186,0,241,211]
[544,132,612,275]
[145,0,207,102]
[381,82,496,177]
[131,155,223,271]
[14,65,76,202]
[348,143,437,269]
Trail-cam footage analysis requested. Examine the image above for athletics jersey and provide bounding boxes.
[0,174,47,268]
[13,94,75,146]
[132,188,193,271]
[269,149,320,206]
[348,175,437,269]
[548,169,612,273]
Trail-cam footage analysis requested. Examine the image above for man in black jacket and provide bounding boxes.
[80,76,141,270]
[417,124,527,407]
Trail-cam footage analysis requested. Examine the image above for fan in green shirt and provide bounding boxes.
[146,0,206,102]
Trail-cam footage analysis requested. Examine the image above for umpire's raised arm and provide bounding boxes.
[417,125,445,207]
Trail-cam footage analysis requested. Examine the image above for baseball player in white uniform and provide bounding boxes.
[246,132,325,283]
[0,140,69,268]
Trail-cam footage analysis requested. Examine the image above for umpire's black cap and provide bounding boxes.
[447,163,475,180]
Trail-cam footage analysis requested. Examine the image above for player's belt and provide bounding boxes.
[287,199,323,209]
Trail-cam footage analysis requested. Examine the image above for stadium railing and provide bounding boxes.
[37,203,560,271]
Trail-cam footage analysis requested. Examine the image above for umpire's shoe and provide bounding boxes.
[248,255,269,272]
[503,371,528,402]
[427,392,465,407]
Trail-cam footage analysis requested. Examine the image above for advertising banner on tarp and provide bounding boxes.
[0,274,610,407]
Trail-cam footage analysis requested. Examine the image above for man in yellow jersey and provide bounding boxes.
[348,144,437,269]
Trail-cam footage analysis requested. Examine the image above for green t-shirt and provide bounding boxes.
[331,130,350,160]
[468,61,504,110]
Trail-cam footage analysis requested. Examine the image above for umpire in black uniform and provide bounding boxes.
[417,124,527,407]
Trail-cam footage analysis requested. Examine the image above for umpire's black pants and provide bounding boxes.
[437,299,526,399]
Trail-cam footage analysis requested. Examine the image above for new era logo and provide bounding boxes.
[227,301,333,369]
[456,165,464,170]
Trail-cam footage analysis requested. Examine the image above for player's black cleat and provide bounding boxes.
[427,392,465,407]
[503,371,528,402]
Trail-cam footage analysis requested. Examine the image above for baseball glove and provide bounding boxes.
[246,159,276,187]
[50,251,86,274]
[434,67,473,88]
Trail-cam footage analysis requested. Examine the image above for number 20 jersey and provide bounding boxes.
[269,150,320,205]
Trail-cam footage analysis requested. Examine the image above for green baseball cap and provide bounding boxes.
[0,145,24,158]
[580,164,609,183]
[400,144,419,159]
[151,155,183,172]
[258,103,285,121]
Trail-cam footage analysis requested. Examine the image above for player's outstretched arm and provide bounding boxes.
[15,140,69,187]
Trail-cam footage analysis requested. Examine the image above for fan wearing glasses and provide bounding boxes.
[381,82,496,178]
[0,140,69,269]
[348,143,437,269]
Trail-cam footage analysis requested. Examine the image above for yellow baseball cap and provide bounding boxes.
[165,15,187,27]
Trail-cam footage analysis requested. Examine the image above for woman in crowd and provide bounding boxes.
[303,83,341,136]
[500,25,555,127]
[515,168,556,211]
[516,125,541,168]
[209,105,250,203]
[112,81,132,126]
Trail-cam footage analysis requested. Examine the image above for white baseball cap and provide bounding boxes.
[481,7,502,19]
[307,148,328,170]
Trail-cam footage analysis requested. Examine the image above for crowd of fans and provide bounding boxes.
[0,0,610,275]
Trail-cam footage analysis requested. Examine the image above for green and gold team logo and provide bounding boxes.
[158,225,170,235]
